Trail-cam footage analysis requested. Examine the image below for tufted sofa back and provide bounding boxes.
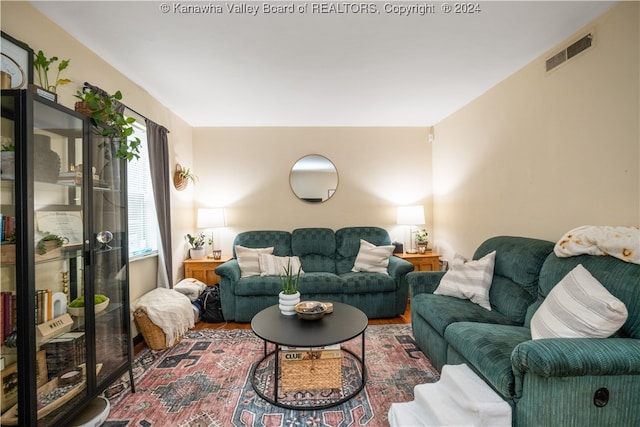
[291,228,336,273]
[335,226,392,275]
[232,230,292,257]
[473,236,555,324]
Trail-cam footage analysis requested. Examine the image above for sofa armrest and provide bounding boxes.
[407,271,446,296]
[215,259,240,283]
[512,338,640,378]
[388,255,414,278]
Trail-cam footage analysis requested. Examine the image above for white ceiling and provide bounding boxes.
[31,1,615,127]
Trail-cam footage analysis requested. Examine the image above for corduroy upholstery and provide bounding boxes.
[409,235,640,426]
[216,226,414,322]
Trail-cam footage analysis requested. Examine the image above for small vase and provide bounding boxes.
[190,248,206,260]
[279,291,300,316]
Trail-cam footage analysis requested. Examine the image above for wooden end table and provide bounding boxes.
[184,256,232,285]
[395,251,441,271]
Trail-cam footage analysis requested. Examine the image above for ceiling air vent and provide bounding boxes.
[546,33,593,72]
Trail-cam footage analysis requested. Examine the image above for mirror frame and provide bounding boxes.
[289,154,339,203]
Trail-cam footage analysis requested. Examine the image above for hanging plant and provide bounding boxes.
[173,163,197,191]
[74,89,141,161]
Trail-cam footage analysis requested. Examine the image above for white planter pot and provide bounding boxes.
[189,248,206,260]
[279,291,300,316]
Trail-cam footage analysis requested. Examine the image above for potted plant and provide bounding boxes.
[32,50,71,101]
[74,89,141,161]
[415,228,429,253]
[185,232,206,259]
[173,164,197,191]
[279,260,302,315]
[0,141,15,180]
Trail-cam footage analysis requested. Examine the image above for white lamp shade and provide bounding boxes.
[397,205,425,225]
[197,208,226,228]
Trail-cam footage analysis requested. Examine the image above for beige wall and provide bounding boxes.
[432,2,640,260]
[1,2,194,293]
[192,127,433,254]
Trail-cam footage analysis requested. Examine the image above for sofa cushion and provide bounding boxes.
[445,322,531,399]
[258,254,304,276]
[352,239,395,274]
[530,264,628,339]
[335,227,392,274]
[236,245,274,278]
[488,275,537,324]
[340,271,397,293]
[434,251,496,310]
[412,293,517,336]
[291,228,337,273]
[529,254,640,339]
[233,275,282,296]
[297,272,345,294]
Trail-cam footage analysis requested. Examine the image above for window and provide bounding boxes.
[127,117,159,259]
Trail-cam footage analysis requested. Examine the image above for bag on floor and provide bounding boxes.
[198,286,224,323]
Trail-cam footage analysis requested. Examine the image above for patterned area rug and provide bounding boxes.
[104,324,439,426]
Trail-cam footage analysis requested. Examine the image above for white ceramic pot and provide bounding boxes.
[279,291,300,316]
[190,248,206,260]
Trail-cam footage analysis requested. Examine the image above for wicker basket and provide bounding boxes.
[281,354,342,391]
[133,307,180,350]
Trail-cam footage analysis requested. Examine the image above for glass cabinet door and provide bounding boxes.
[31,98,89,426]
[89,135,130,391]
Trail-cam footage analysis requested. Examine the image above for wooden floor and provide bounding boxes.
[135,303,411,353]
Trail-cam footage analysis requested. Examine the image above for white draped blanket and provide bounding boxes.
[554,225,640,265]
[132,288,195,347]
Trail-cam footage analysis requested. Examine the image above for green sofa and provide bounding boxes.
[215,227,414,322]
[409,235,640,426]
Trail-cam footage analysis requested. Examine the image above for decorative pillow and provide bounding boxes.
[235,245,274,278]
[434,250,496,310]
[530,264,628,339]
[258,254,304,276]
[174,278,207,301]
[352,239,395,275]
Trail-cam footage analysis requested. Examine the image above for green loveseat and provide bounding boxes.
[215,227,414,322]
[409,235,640,426]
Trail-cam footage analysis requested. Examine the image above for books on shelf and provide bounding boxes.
[41,331,86,380]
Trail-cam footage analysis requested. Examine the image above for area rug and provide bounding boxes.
[103,324,439,426]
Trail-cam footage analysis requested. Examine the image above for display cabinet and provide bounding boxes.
[0,89,134,426]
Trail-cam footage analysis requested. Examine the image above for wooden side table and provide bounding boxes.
[184,256,232,285]
[395,251,441,272]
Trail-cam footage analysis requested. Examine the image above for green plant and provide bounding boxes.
[1,143,14,152]
[178,166,198,184]
[415,228,429,242]
[36,232,65,255]
[280,260,302,295]
[185,232,206,249]
[33,50,71,93]
[75,89,141,161]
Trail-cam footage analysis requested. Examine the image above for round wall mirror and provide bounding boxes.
[290,155,338,203]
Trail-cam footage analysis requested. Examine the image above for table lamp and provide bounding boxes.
[197,208,226,259]
[397,205,425,254]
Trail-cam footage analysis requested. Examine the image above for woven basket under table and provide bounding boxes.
[281,355,342,391]
[133,307,180,350]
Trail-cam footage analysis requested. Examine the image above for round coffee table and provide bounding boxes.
[250,302,368,409]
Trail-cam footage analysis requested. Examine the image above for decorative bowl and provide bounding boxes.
[67,298,109,317]
[295,301,327,320]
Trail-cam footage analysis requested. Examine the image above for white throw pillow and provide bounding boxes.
[258,254,304,276]
[530,264,628,339]
[174,278,207,301]
[235,245,274,278]
[352,239,395,275]
[434,251,496,310]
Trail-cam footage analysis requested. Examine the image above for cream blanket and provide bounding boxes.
[132,288,195,347]
[554,225,640,265]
